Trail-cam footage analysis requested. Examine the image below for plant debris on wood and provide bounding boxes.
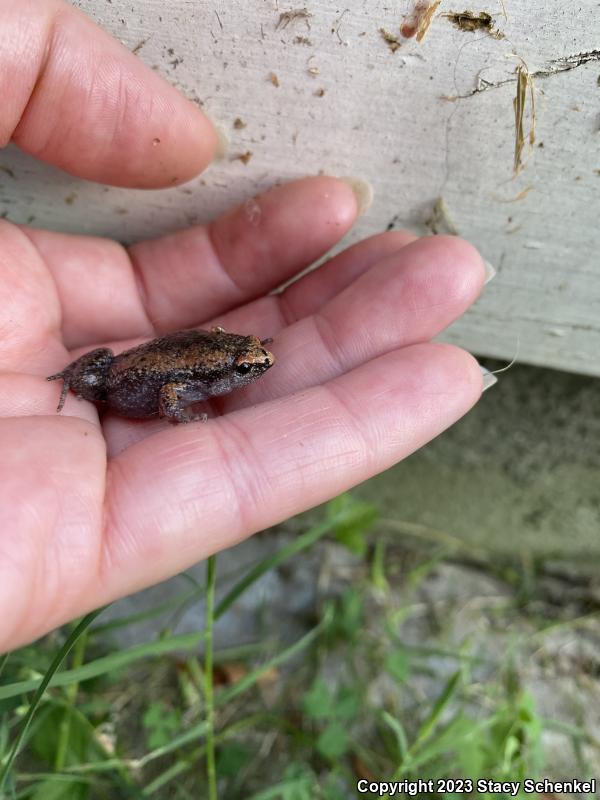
[379,27,402,53]
[401,1,442,41]
[426,197,460,235]
[332,9,350,44]
[277,8,312,30]
[492,185,533,203]
[444,10,504,39]
[513,62,536,174]
[307,56,320,76]
[232,151,253,165]
[416,1,442,42]
[132,37,149,54]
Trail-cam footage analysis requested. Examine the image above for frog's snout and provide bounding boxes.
[261,348,275,368]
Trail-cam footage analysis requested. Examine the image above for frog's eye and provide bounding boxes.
[236,362,252,375]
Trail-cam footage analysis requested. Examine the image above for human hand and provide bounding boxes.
[0,0,488,653]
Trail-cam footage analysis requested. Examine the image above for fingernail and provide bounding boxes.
[214,126,230,159]
[339,176,374,216]
[480,365,498,392]
[483,259,496,284]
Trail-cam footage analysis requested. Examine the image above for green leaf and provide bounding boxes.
[216,741,251,777]
[335,687,360,721]
[247,763,315,800]
[142,702,182,749]
[370,540,389,592]
[302,679,334,720]
[330,588,363,642]
[384,648,410,684]
[327,494,378,556]
[502,734,520,770]
[29,776,90,800]
[334,525,368,557]
[403,714,475,773]
[31,702,99,770]
[317,722,350,760]
[457,734,486,777]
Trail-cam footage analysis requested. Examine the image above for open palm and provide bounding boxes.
[0,1,486,653]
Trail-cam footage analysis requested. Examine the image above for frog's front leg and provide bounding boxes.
[158,382,210,424]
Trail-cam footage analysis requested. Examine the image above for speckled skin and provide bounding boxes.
[47,327,275,423]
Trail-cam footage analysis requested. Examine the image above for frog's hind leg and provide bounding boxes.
[158,382,209,424]
[46,347,113,413]
[46,370,71,412]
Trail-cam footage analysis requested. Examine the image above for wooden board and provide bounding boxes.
[1,1,599,375]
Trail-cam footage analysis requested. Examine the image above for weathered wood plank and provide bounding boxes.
[1,1,599,374]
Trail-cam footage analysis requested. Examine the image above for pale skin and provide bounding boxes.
[0,0,487,653]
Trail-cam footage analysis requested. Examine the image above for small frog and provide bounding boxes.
[47,327,275,423]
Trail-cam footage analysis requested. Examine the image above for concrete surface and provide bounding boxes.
[356,358,600,561]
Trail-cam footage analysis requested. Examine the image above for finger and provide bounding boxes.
[101,343,482,595]
[127,176,359,332]
[0,373,100,424]
[281,229,417,321]
[0,415,106,650]
[205,229,417,336]
[0,220,99,422]
[23,177,359,348]
[3,0,216,187]
[0,221,65,372]
[21,227,154,348]
[239,234,486,404]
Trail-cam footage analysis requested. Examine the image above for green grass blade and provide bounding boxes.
[143,717,289,797]
[0,609,104,793]
[141,757,195,796]
[214,516,343,620]
[413,668,462,748]
[216,606,333,707]
[91,585,204,635]
[0,631,208,702]
[381,711,408,761]
[204,556,217,800]
[13,772,97,786]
